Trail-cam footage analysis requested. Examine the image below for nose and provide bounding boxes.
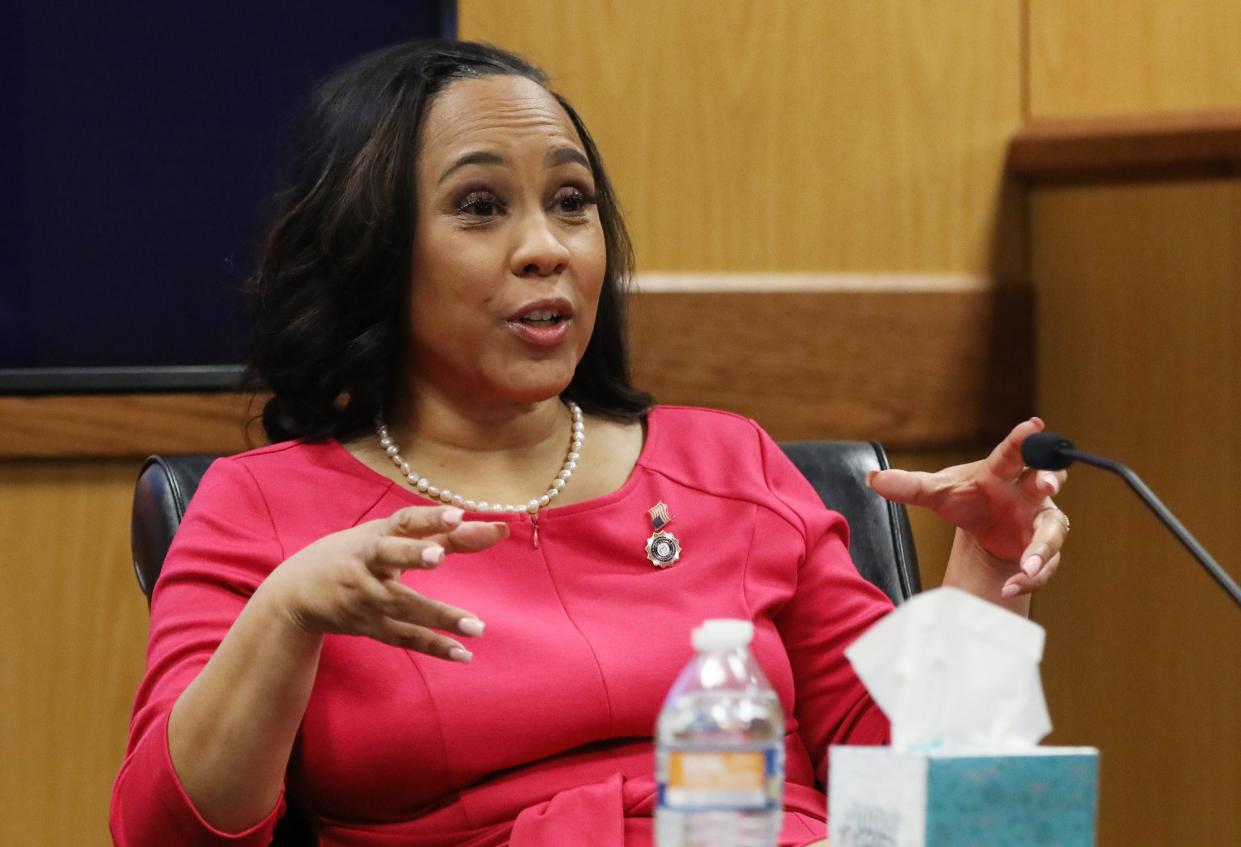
[510,211,570,278]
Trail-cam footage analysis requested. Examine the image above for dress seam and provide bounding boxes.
[748,419,814,578]
[537,540,616,739]
[355,481,400,526]
[642,463,812,549]
[237,460,288,562]
[739,502,759,621]
[399,650,469,827]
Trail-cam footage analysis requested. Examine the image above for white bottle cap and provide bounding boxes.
[692,618,754,652]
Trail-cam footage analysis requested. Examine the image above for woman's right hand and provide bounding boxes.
[261,505,508,662]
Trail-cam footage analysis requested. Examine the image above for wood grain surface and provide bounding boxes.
[629,288,1032,448]
[1029,0,1241,117]
[0,392,267,458]
[1030,179,1241,847]
[460,0,1025,275]
[0,287,1032,459]
[0,460,151,847]
[1009,109,1241,183]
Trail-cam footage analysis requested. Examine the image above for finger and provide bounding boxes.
[985,417,1045,482]
[1018,509,1069,577]
[442,521,511,554]
[364,535,447,575]
[383,583,485,639]
[382,506,464,539]
[1019,468,1066,499]
[866,468,948,509]
[1003,552,1061,597]
[372,619,474,663]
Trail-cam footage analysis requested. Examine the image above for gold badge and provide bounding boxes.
[645,501,682,567]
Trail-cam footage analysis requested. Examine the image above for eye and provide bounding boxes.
[456,190,504,219]
[553,186,597,216]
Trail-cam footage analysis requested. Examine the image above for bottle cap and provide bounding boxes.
[692,618,754,652]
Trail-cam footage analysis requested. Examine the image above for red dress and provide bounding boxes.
[111,406,893,846]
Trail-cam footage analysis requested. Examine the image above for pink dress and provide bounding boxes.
[111,406,893,846]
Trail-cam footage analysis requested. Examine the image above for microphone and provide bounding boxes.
[1022,432,1241,610]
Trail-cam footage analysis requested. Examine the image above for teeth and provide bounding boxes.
[523,310,559,321]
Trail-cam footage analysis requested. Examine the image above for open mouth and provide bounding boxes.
[516,310,566,328]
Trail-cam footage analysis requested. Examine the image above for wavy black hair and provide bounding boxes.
[246,40,652,443]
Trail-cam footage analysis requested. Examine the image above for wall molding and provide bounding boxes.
[0,276,1031,458]
[1008,109,1241,183]
[632,272,993,293]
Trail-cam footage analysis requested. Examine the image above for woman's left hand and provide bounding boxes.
[867,417,1070,599]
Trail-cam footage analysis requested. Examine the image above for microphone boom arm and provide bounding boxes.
[1064,448,1241,610]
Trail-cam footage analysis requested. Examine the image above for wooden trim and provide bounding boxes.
[632,272,992,293]
[0,286,1032,457]
[1008,109,1241,183]
[0,393,267,459]
[629,288,1032,448]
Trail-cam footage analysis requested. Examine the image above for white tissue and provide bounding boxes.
[845,587,1052,752]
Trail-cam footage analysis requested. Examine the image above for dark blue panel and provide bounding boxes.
[2,0,451,383]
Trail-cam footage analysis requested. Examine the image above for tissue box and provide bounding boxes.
[829,746,1098,847]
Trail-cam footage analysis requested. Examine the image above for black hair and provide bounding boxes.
[246,40,652,443]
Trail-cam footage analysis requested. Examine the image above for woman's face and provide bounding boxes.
[407,74,606,410]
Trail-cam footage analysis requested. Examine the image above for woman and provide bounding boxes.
[111,41,1068,847]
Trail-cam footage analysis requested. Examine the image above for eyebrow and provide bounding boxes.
[437,146,591,185]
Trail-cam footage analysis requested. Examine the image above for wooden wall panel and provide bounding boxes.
[1030,180,1241,847]
[1030,0,1241,117]
[629,288,1032,448]
[0,460,150,847]
[1,5,1033,846]
[461,0,1025,275]
[0,287,1031,458]
[0,392,265,458]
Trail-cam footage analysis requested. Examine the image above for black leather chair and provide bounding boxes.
[128,441,920,846]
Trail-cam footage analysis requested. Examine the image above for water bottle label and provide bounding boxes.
[658,748,781,811]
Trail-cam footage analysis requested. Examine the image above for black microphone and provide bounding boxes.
[1022,432,1241,610]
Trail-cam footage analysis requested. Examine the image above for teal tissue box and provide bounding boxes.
[828,746,1099,847]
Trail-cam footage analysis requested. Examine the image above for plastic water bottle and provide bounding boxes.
[655,619,785,847]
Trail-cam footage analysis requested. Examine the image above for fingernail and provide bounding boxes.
[442,507,464,526]
[1001,583,1021,599]
[864,471,877,489]
[421,545,445,566]
[1031,416,1044,427]
[449,647,473,663]
[458,617,485,637]
[1022,555,1041,577]
[1043,474,1059,494]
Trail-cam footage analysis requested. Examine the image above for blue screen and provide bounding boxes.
[1,1,451,385]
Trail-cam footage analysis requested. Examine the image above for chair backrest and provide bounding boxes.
[780,440,921,604]
[131,455,218,603]
[131,442,920,606]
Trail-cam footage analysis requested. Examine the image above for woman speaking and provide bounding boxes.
[110,40,1070,847]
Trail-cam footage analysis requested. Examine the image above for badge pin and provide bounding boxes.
[645,501,682,567]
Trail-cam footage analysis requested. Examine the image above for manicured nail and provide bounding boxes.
[421,545,445,565]
[458,617,485,637]
[1022,555,1041,577]
[449,647,473,663]
[1001,583,1021,599]
[442,507,464,526]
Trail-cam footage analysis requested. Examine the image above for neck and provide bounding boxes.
[393,383,568,457]
[375,383,580,511]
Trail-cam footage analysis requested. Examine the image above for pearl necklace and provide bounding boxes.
[375,401,584,515]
